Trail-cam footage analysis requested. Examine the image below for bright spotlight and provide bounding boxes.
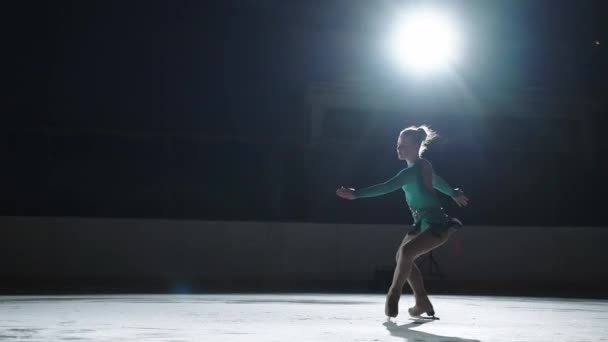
[387,8,460,72]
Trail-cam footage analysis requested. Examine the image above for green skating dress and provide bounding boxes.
[353,159,463,236]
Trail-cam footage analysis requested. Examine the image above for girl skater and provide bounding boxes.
[336,125,469,318]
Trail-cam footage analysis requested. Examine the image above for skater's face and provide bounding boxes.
[396,134,419,160]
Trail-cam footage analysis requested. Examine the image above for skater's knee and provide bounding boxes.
[395,247,403,262]
[398,245,416,261]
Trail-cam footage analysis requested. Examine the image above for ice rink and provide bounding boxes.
[1,294,606,341]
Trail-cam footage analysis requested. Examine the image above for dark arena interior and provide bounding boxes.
[3,1,607,341]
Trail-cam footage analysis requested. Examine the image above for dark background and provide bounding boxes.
[4,0,607,227]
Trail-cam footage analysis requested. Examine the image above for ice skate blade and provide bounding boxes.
[409,315,440,321]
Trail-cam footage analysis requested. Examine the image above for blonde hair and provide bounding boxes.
[400,125,438,155]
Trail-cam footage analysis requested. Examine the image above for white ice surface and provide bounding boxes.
[1,294,607,341]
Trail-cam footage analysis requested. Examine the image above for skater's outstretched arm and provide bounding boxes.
[432,172,469,207]
[336,167,416,200]
[432,172,458,196]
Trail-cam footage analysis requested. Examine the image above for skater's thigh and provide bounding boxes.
[399,232,416,247]
[395,231,418,262]
[399,225,452,259]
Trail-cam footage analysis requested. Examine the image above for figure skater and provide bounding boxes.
[336,125,469,318]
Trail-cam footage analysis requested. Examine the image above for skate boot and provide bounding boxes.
[385,289,401,318]
[408,295,435,318]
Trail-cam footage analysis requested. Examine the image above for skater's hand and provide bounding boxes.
[451,188,469,207]
[336,186,356,200]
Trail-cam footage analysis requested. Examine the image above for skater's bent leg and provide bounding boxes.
[394,233,416,264]
[407,263,427,298]
[385,232,418,317]
[394,234,427,297]
[389,226,452,293]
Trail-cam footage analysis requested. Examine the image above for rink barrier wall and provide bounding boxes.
[1,216,607,297]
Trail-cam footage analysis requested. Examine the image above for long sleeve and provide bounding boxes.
[354,167,416,199]
[432,172,458,197]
